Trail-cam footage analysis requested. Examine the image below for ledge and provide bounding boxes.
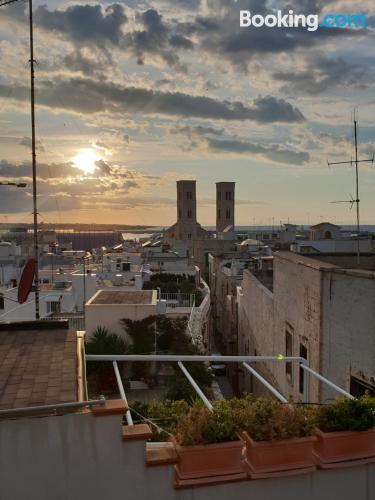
[146,442,178,467]
[122,423,152,441]
[91,399,127,416]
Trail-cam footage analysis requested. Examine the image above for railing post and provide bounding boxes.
[112,361,134,425]
[178,361,213,411]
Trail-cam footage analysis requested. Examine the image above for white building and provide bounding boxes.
[237,251,375,402]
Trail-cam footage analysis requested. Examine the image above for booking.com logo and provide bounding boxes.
[240,10,367,32]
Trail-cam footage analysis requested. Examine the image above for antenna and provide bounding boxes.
[1,0,40,318]
[328,116,374,267]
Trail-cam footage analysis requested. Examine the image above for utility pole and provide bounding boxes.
[0,0,40,318]
[29,0,39,318]
[329,115,374,267]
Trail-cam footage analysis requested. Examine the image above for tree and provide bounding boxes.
[120,315,213,400]
[121,316,157,379]
[85,326,131,390]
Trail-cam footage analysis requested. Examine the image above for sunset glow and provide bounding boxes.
[72,149,100,175]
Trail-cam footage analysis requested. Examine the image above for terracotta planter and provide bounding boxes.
[242,431,316,478]
[313,427,375,468]
[172,437,246,487]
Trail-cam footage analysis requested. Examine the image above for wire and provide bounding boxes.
[0,0,25,7]
[128,405,173,437]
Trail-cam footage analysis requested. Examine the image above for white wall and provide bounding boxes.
[85,302,158,339]
[0,410,374,500]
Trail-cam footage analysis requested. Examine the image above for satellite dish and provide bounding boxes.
[18,258,36,304]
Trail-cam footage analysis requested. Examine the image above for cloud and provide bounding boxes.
[179,0,367,71]
[61,49,114,76]
[34,3,127,46]
[19,136,45,152]
[274,56,369,95]
[205,137,310,165]
[171,125,225,137]
[124,8,193,70]
[0,78,305,123]
[94,159,111,175]
[0,158,164,214]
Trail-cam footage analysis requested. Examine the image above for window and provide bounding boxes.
[0,293,4,310]
[225,191,232,201]
[187,233,192,240]
[187,209,192,219]
[47,300,61,314]
[218,209,221,219]
[324,230,332,239]
[226,208,231,219]
[186,191,192,200]
[299,344,308,394]
[218,191,221,201]
[285,328,293,381]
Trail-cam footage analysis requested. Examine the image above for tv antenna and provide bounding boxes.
[0,0,40,318]
[328,112,374,266]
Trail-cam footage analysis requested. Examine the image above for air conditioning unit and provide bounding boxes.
[113,274,123,286]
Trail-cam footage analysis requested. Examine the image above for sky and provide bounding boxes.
[0,0,374,227]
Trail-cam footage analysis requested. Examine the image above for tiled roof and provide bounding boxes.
[0,328,78,410]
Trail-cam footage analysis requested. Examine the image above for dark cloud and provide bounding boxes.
[0,158,155,214]
[61,49,114,76]
[206,137,310,165]
[180,0,367,71]
[124,9,193,70]
[0,159,78,179]
[0,78,305,123]
[18,136,45,152]
[95,159,111,175]
[274,56,369,95]
[171,125,224,137]
[34,3,127,46]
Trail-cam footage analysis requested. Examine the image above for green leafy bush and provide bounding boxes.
[176,400,239,446]
[317,395,375,432]
[175,397,317,446]
[130,399,190,441]
[85,326,130,378]
[143,273,196,294]
[238,397,317,441]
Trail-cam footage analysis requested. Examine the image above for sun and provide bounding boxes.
[72,148,99,175]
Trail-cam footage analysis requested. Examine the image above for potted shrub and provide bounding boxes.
[314,395,375,468]
[173,399,247,486]
[130,399,190,442]
[239,398,317,478]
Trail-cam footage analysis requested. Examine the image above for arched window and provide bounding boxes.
[324,230,332,239]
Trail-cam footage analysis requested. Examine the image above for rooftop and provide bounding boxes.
[88,290,155,305]
[0,321,79,411]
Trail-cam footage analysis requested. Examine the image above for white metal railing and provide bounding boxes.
[0,398,105,417]
[160,293,195,308]
[85,354,354,415]
[41,314,85,330]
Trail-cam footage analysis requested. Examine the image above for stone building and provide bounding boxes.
[164,180,208,245]
[216,182,235,234]
[237,251,375,402]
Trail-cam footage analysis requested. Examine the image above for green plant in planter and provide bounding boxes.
[130,399,190,442]
[236,397,317,441]
[176,400,240,446]
[317,395,375,433]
